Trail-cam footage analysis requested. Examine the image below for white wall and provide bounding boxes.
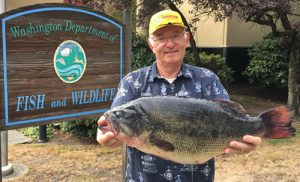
[7,0,63,11]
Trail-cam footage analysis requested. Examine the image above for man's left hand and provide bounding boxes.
[224,135,262,154]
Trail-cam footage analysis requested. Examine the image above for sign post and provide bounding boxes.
[0,0,3,179]
[122,7,132,181]
[0,0,13,180]
[38,125,48,143]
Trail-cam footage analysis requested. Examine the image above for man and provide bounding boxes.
[97,9,261,181]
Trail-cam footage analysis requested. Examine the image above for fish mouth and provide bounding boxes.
[102,113,120,135]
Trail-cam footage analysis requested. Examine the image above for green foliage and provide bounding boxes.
[243,34,289,88]
[200,52,235,85]
[20,126,54,142]
[132,33,155,70]
[61,118,98,138]
[184,51,235,86]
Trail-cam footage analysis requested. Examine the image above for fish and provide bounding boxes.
[100,96,296,164]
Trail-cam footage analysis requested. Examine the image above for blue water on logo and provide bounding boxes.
[56,64,83,79]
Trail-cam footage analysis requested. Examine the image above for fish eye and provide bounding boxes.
[115,111,122,118]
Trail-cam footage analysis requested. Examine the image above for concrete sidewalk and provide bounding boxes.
[7,130,31,144]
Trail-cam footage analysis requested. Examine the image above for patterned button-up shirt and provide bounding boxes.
[112,62,229,182]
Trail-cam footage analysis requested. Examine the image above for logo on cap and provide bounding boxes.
[149,10,185,34]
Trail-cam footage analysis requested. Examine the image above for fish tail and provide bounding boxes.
[259,106,296,139]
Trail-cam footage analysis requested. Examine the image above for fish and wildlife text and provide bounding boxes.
[15,88,115,112]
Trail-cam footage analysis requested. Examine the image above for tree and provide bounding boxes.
[63,0,128,18]
[189,0,300,116]
[63,0,106,10]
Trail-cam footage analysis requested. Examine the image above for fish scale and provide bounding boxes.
[102,96,296,164]
[146,130,235,164]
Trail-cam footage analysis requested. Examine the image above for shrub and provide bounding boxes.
[61,118,98,138]
[132,33,155,70]
[243,34,289,88]
[184,51,235,86]
[20,126,54,142]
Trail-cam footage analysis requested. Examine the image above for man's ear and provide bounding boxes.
[184,32,190,45]
[147,39,154,51]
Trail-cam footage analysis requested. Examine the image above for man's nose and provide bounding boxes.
[165,37,176,46]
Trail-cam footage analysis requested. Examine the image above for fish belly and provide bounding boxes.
[138,132,242,164]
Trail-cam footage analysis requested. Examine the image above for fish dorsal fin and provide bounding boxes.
[149,132,175,152]
[211,99,247,114]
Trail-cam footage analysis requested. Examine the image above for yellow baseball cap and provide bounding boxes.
[149,10,185,34]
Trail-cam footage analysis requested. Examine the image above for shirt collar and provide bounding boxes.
[148,62,193,82]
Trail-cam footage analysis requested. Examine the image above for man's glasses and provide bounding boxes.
[150,32,185,45]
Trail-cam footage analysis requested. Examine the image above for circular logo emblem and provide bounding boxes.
[53,40,86,83]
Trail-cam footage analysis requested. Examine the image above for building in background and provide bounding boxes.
[6,0,62,10]
[191,11,271,81]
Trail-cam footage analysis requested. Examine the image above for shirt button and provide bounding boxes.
[163,169,173,180]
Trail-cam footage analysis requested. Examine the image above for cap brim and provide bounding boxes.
[150,24,186,34]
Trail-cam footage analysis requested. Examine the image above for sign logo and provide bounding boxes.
[54,40,86,83]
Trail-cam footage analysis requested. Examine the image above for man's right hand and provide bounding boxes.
[96,115,123,148]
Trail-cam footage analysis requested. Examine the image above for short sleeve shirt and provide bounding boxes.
[112,62,229,182]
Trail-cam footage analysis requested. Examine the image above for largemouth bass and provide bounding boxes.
[100,96,295,164]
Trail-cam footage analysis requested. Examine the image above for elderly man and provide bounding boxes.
[97,9,261,182]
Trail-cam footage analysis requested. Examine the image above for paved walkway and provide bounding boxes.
[7,130,31,144]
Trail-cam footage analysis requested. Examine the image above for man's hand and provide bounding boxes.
[96,115,123,148]
[224,135,262,154]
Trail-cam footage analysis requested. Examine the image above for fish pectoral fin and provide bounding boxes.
[149,133,175,152]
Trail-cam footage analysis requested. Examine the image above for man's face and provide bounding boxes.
[148,26,189,66]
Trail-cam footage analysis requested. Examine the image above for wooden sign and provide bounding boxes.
[0,3,124,130]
